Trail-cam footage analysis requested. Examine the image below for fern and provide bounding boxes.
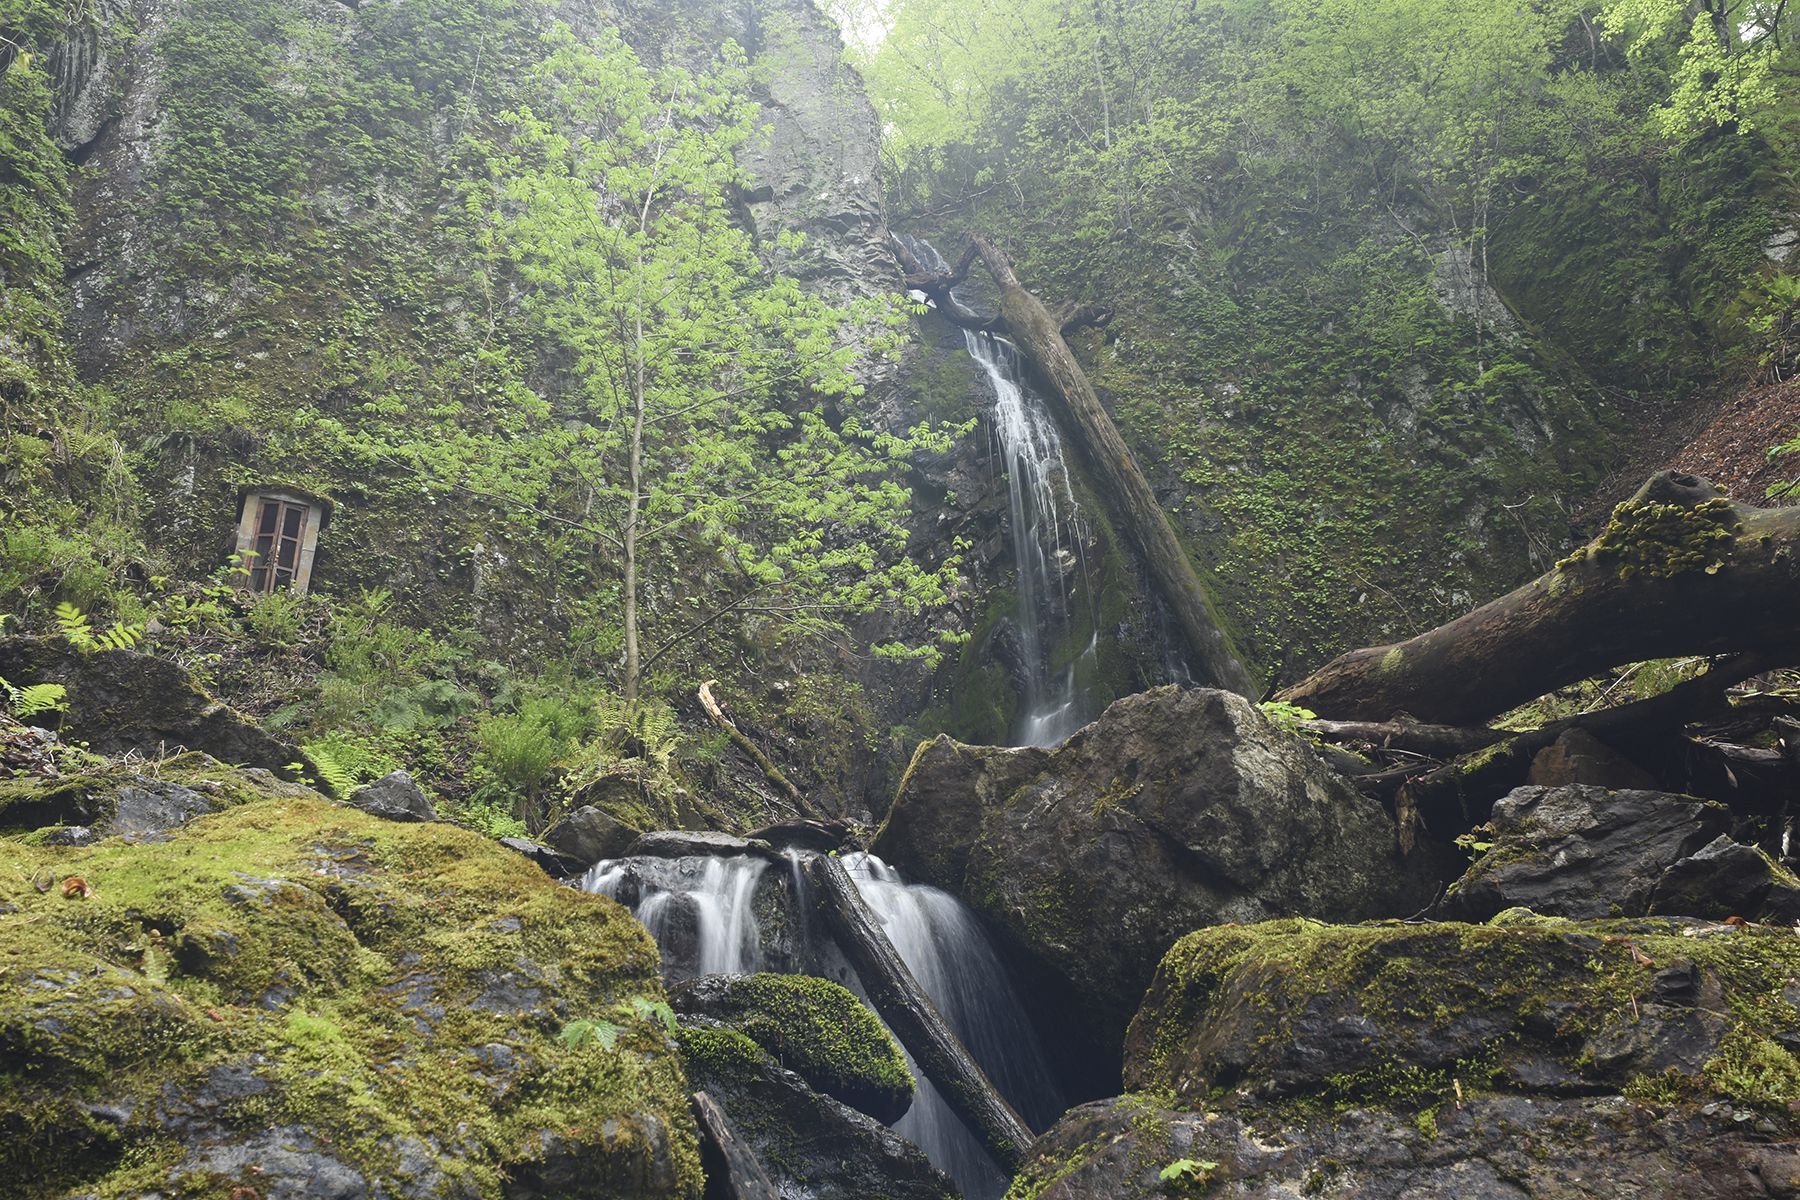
[300,743,359,797]
[0,674,67,720]
[54,602,144,654]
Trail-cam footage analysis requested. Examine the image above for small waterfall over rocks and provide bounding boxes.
[581,845,1062,1200]
[907,236,1096,748]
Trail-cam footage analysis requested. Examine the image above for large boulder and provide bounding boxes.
[670,973,913,1124]
[674,1023,954,1200]
[0,637,307,779]
[1010,913,1800,1199]
[0,785,702,1199]
[1446,785,1800,923]
[872,687,1441,1059]
[542,804,640,866]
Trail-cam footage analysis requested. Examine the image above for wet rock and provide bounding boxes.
[0,636,306,777]
[1446,785,1799,922]
[627,830,773,860]
[0,753,312,840]
[676,1022,954,1200]
[671,973,912,1123]
[873,687,1439,1059]
[348,770,437,823]
[542,804,639,866]
[1527,727,1658,788]
[498,836,587,878]
[1652,836,1800,923]
[1014,1093,1800,1200]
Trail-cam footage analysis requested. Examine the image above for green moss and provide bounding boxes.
[684,973,912,1117]
[1587,496,1741,580]
[0,787,701,1199]
[1127,916,1800,1124]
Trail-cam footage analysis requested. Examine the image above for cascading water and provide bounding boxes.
[581,846,1063,1200]
[842,852,1065,1200]
[907,237,1095,748]
[581,854,771,979]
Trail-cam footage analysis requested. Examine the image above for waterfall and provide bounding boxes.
[907,237,1094,748]
[581,854,772,979]
[581,846,1062,1200]
[843,852,1065,1200]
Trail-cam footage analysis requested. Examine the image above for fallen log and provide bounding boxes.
[698,680,824,821]
[803,852,1034,1171]
[1392,653,1772,845]
[1297,717,1506,759]
[1283,472,1800,725]
[965,235,1257,696]
[691,1090,779,1200]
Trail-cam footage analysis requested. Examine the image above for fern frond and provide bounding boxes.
[0,674,67,720]
[54,601,95,649]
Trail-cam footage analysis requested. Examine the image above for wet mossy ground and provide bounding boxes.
[0,782,702,1199]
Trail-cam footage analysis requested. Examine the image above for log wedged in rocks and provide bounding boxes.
[803,852,1034,1172]
[691,1091,779,1200]
[1282,471,1800,725]
[893,235,1256,696]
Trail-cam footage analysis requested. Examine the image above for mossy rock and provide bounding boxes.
[0,751,313,840]
[1124,916,1800,1121]
[0,784,702,1199]
[671,972,913,1123]
[673,1022,954,1200]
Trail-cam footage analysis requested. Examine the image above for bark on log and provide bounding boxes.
[691,1090,779,1200]
[1283,472,1800,724]
[698,680,824,820]
[966,235,1257,696]
[803,853,1034,1171]
[1297,717,1506,759]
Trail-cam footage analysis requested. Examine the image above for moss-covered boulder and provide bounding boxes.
[671,972,913,1123]
[0,751,313,842]
[675,1023,954,1200]
[1126,916,1800,1106]
[0,784,702,1199]
[1007,914,1800,1199]
[874,687,1444,1075]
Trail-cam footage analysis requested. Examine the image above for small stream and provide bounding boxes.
[581,849,1063,1199]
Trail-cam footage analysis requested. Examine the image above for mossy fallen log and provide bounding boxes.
[1283,472,1800,725]
[894,235,1257,697]
[803,852,1034,1172]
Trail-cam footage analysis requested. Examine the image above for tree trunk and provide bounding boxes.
[803,853,1035,1172]
[690,1091,779,1200]
[965,236,1257,697]
[1282,472,1800,725]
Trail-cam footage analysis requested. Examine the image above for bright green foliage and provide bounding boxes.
[1603,0,1794,140]
[53,603,144,654]
[0,675,66,720]
[436,27,960,702]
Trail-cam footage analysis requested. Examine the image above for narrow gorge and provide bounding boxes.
[4,0,1800,1197]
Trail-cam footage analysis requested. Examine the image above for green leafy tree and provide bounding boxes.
[1603,0,1794,140]
[465,27,958,703]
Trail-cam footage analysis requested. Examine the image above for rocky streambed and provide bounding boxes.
[3,653,1799,1199]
